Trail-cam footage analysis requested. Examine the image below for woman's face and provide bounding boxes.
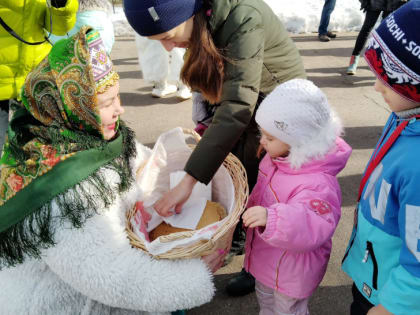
[148,16,194,51]
[97,81,124,140]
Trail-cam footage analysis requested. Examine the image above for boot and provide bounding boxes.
[326,31,337,38]
[176,83,192,100]
[151,80,177,98]
[318,34,330,42]
[346,55,360,75]
[226,268,255,297]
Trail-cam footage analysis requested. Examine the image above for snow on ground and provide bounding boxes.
[111,1,366,36]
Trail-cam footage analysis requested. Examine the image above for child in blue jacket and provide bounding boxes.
[342,1,420,315]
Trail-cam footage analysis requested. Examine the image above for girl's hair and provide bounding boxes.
[180,11,225,104]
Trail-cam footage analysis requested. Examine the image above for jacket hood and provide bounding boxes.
[270,137,352,176]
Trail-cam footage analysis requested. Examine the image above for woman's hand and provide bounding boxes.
[367,305,393,315]
[153,173,197,217]
[202,248,227,273]
[242,206,267,228]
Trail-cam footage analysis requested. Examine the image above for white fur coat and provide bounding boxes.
[0,141,214,315]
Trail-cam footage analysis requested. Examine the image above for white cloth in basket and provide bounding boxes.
[145,170,211,231]
[132,127,235,256]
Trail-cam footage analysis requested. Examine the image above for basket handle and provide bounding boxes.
[182,128,201,144]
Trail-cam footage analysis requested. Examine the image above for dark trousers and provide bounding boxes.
[350,283,374,315]
[0,100,9,113]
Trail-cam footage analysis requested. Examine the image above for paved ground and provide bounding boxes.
[111,32,391,315]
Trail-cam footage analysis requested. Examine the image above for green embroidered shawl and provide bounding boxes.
[0,27,136,268]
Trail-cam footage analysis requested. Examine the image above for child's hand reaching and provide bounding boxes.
[242,206,267,228]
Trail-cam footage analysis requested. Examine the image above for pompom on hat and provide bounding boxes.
[255,79,342,168]
[123,0,203,36]
[364,0,420,103]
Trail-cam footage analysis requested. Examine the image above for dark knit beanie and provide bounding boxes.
[364,0,420,103]
[123,0,203,36]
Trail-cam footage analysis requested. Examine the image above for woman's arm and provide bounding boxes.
[185,7,265,185]
[153,172,197,216]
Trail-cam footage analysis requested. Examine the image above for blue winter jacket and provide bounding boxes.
[342,113,420,315]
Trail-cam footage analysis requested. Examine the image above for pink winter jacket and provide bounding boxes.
[244,137,352,299]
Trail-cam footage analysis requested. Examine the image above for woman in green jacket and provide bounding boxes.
[124,0,306,296]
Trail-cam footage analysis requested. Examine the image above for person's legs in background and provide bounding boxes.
[347,10,382,75]
[169,47,192,100]
[318,0,337,42]
[135,34,178,98]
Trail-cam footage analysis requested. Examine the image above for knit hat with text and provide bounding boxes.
[255,79,342,168]
[364,0,420,103]
[123,0,203,36]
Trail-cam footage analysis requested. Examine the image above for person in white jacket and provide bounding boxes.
[0,27,217,315]
[135,34,192,99]
[49,0,115,54]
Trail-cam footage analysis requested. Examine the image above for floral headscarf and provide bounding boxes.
[0,27,135,268]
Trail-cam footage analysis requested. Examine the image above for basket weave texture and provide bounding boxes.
[126,128,249,259]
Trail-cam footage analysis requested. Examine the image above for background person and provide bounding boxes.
[346,0,408,75]
[318,0,338,42]
[0,0,78,152]
[49,0,116,54]
[135,34,192,99]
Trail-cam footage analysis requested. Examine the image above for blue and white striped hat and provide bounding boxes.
[364,0,420,102]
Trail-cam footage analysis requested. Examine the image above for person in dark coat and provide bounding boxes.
[346,0,409,75]
[124,0,306,297]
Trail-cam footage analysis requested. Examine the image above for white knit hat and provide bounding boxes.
[256,79,342,168]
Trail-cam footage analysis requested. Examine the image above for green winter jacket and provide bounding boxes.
[0,0,78,101]
[185,0,306,185]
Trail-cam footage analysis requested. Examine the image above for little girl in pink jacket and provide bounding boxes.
[243,79,352,315]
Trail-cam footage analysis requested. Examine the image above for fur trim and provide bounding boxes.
[288,109,343,169]
[0,142,214,314]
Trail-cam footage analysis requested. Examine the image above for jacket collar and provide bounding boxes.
[208,0,237,33]
[265,137,352,176]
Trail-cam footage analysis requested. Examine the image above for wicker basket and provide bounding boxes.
[126,128,249,259]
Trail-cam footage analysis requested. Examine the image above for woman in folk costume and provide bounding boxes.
[0,27,216,315]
